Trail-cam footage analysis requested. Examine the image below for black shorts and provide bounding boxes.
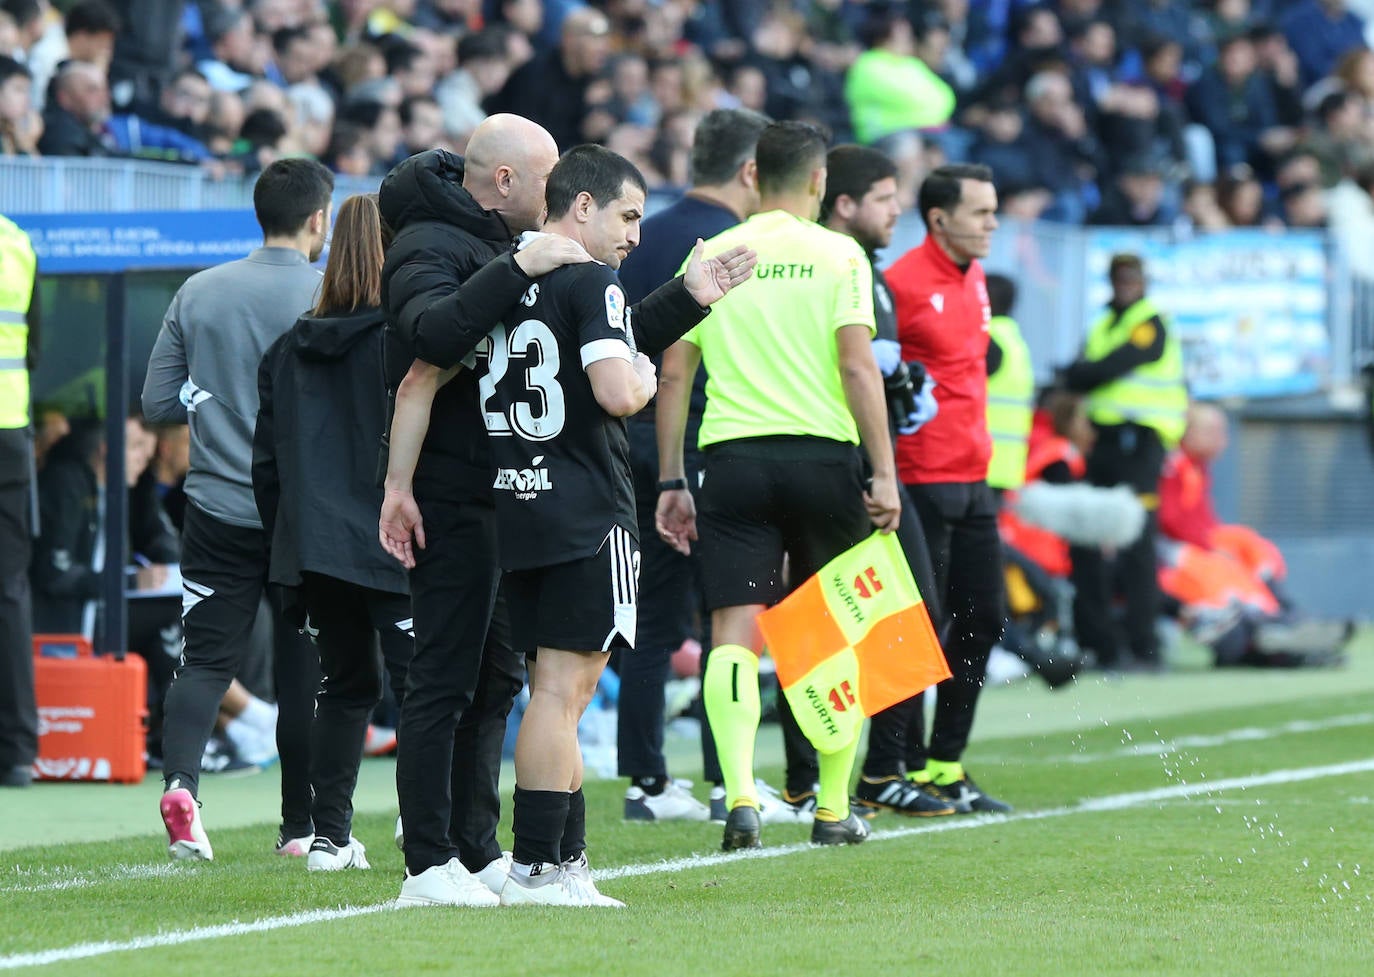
[696,437,873,611]
[505,525,640,655]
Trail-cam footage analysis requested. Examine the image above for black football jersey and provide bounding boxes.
[475,261,640,571]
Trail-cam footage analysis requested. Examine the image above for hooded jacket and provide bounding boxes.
[253,307,407,597]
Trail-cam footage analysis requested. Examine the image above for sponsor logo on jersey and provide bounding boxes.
[756,263,815,279]
[930,293,945,313]
[522,283,540,307]
[605,284,627,333]
[493,454,554,500]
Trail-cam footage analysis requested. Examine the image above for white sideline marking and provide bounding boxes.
[3,757,1373,970]
[0,863,179,893]
[1046,712,1374,765]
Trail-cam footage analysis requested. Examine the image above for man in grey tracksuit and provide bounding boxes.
[141,158,333,860]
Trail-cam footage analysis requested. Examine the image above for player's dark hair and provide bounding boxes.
[688,107,771,187]
[820,144,897,223]
[253,156,334,237]
[985,273,1017,317]
[917,163,994,228]
[755,120,829,196]
[545,144,647,219]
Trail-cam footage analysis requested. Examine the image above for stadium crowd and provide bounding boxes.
[5,0,1374,229]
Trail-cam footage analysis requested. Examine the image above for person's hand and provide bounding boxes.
[379,488,425,569]
[872,338,902,377]
[515,233,593,277]
[864,473,901,534]
[897,375,938,435]
[683,239,758,307]
[655,487,698,555]
[134,564,169,591]
[632,352,658,399]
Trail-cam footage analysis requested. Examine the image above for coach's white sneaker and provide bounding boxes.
[562,852,626,908]
[307,837,370,871]
[499,861,599,907]
[757,779,817,826]
[396,857,500,908]
[475,851,512,895]
[623,781,710,822]
[160,787,213,861]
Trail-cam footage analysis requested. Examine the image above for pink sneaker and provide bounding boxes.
[161,787,213,861]
[275,833,314,857]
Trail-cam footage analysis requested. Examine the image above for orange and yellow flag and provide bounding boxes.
[758,531,950,754]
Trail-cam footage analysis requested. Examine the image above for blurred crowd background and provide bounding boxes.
[6,0,1374,236]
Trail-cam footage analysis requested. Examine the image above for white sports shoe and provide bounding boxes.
[475,852,512,895]
[274,833,314,857]
[394,815,404,851]
[756,779,817,825]
[160,787,213,861]
[623,780,710,822]
[562,852,625,908]
[499,861,600,907]
[307,837,370,871]
[396,857,500,908]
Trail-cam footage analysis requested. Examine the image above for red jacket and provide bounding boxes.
[1159,450,1217,548]
[884,236,992,484]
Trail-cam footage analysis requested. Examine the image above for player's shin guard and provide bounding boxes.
[702,645,761,811]
[816,733,859,820]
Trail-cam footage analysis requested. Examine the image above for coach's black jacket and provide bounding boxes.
[378,150,711,495]
[253,307,408,601]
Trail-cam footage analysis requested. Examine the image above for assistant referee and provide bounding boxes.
[656,121,900,851]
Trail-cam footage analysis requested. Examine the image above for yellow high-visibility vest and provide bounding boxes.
[0,216,36,430]
[1083,297,1187,447]
[985,314,1034,490]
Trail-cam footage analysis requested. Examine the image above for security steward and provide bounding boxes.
[984,273,1034,496]
[1060,253,1187,670]
[0,213,39,788]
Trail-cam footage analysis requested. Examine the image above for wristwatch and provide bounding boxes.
[656,477,688,492]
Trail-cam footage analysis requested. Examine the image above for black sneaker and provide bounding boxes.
[854,775,956,817]
[810,810,870,845]
[721,804,762,851]
[931,774,1012,814]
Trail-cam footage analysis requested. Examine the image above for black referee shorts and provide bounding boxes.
[506,525,640,655]
[696,437,872,611]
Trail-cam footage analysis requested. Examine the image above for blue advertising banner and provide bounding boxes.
[1086,230,1329,399]
[11,210,262,274]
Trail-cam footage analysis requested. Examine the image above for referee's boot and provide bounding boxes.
[810,808,870,846]
[721,803,762,851]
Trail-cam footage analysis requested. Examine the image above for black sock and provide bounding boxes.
[634,775,668,796]
[512,787,570,868]
[560,788,586,863]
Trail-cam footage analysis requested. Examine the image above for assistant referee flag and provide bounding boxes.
[758,532,950,753]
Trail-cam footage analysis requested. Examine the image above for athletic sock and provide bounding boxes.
[634,775,668,796]
[701,644,761,811]
[905,769,933,784]
[560,788,586,863]
[512,787,570,868]
[239,695,276,733]
[925,759,965,786]
[816,733,859,820]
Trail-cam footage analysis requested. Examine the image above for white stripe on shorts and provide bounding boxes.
[603,526,639,651]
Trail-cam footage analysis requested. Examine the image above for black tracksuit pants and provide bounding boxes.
[161,502,319,837]
[397,488,524,876]
[0,437,36,772]
[900,480,1006,768]
[301,573,414,848]
[1070,422,1165,667]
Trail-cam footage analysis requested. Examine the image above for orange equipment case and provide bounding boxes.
[32,634,148,783]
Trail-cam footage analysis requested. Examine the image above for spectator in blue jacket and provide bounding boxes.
[1280,0,1367,89]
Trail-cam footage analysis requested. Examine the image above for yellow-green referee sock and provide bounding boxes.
[702,644,760,810]
[815,734,859,821]
[925,759,965,787]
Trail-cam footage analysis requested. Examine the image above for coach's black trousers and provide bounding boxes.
[301,573,413,848]
[0,442,36,772]
[397,488,524,876]
[161,502,318,836]
[901,481,1005,768]
[862,481,947,778]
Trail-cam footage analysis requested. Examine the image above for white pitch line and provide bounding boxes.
[0,863,180,894]
[3,757,1373,971]
[1047,712,1374,765]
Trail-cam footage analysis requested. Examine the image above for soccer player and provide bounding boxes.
[819,144,957,818]
[143,158,333,860]
[656,121,902,850]
[884,164,1012,813]
[478,145,753,905]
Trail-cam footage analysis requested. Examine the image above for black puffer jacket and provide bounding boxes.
[254,307,407,598]
[379,150,533,498]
